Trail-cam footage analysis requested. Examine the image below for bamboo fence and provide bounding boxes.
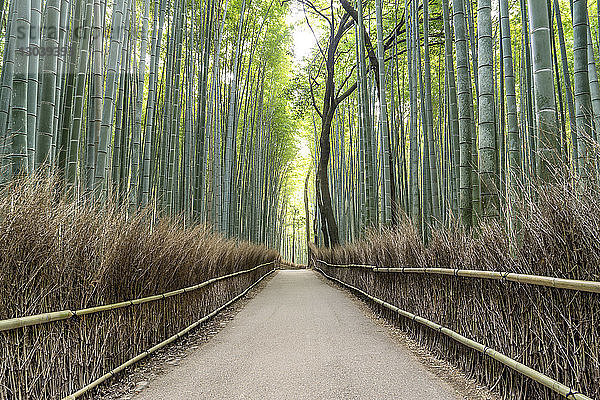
[316,260,600,293]
[1,261,276,399]
[62,268,276,399]
[316,266,593,400]
[0,261,274,332]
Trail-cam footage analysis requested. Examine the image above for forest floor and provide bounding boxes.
[97,270,498,399]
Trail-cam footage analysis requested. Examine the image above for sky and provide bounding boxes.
[287,2,318,64]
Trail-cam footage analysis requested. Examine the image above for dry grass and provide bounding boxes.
[314,177,600,400]
[0,175,279,399]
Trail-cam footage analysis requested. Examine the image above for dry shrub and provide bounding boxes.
[315,176,600,399]
[0,175,279,399]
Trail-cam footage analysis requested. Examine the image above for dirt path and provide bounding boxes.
[132,270,463,399]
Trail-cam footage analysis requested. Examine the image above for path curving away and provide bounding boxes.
[133,270,461,399]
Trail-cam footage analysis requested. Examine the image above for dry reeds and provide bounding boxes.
[0,176,279,399]
[314,177,600,399]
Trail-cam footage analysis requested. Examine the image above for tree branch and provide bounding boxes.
[308,68,323,119]
[336,64,357,98]
[338,0,380,93]
[335,81,358,107]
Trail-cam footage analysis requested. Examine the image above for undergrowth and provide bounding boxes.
[0,175,279,399]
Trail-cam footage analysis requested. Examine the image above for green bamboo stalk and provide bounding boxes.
[499,0,522,230]
[422,0,440,224]
[0,2,16,167]
[375,0,392,225]
[407,0,421,232]
[452,0,473,228]
[36,0,62,170]
[553,0,576,167]
[356,0,376,227]
[9,0,30,176]
[528,0,559,181]
[67,0,94,186]
[26,0,41,173]
[94,0,127,195]
[477,0,499,220]
[573,0,593,173]
[442,0,459,219]
[130,0,150,210]
[87,0,103,192]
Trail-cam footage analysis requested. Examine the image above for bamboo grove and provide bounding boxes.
[301,0,600,247]
[0,0,298,247]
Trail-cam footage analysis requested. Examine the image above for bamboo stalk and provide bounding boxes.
[316,260,600,293]
[0,310,74,332]
[63,268,276,400]
[0,261,274,332]
[316,266,593,400]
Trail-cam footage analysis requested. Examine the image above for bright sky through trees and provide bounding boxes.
[288,2,318,63]
[282,2,317,250]
[277,2,323,263]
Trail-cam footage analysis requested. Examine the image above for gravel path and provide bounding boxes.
[133,270,461,400]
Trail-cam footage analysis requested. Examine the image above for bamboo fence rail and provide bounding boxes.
[0,261,275,332]
[315,266,593,400]
[316,260,600,293]
[62,268,276,399]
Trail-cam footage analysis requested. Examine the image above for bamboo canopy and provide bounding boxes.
[0,261,275,332]
[316,266,593,400]
[316,260,600,293]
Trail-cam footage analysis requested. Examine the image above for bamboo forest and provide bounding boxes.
[1,0,599,398]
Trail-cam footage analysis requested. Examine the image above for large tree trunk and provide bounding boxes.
[317,109,340,247]
[305,167,312,252]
